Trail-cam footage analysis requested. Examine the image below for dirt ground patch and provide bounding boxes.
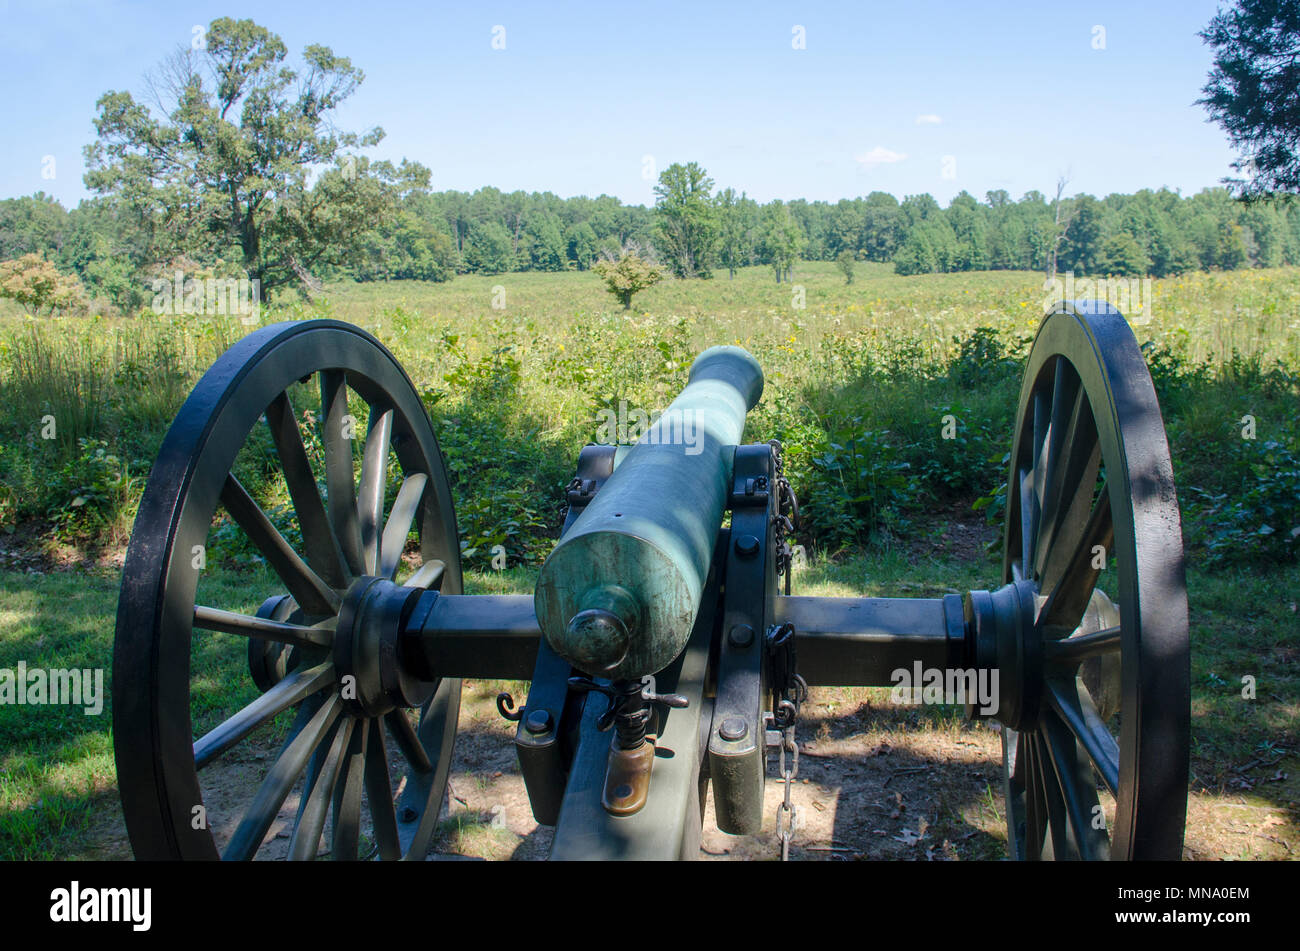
[77,679,1296,861]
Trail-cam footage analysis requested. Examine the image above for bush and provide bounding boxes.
[1184,438,1300,566]
[948,326,1022,389]
[922,400,1007,496]
[47,438,136,544]
[0,254,83,314]
[792,418,920,551]
[593,251,662,310]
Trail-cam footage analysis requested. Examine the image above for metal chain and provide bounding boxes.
[766,613,804,861]
[767,445,803,860]
[768,440,800,596]
[776,724,799,861]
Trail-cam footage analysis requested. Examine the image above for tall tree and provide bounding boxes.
[860,192,902,262]
[947,191,988,271]
[761,201,805,283]
[564,221,598,270]
[1199,0,1300,195]
[827,199,864,258]
[716,187,757,278]
[525,213,567,271]
[0,193,68,260]
[1060,194,1105,275]
[83,17,426,299]
[464,220,515,273]
[1045,176,1077,282]
[653,162,718,278]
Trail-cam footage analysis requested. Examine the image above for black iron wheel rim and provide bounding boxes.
[999,302,1189,861]
[114,319,462,860]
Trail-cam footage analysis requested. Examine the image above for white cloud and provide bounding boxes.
[854,146,908,168]
[915,114,943,125]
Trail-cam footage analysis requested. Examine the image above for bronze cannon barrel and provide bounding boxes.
[534,346,763,679]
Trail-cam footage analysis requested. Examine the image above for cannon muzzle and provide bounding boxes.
[534,346,763,679]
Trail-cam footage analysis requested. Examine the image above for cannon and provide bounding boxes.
[112,300,1189,861]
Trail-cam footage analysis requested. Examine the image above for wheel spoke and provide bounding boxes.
[406,559,445,591]
[395,686,459,860]
[363,718,401,860]
[1013,380,1052,583]
[224,692,343,860]
[1040,485,1113,634]
[331,719,368,861]
[1032,731,1074,859]
[294,711,341,832]
[1031,382,1051,529]
[194,662,335,770]
[1038,707,1111,859]
[289,715,355,860]
[1045,677,1121,797]
[379,472,428,579]
[193,605,332,649]
[220,475,340,616]
[265,391,350,589]
[1022,734,1049,860]
[1044,626,1121,666]
[1040,359,1080,506]
[1034,375,1100,582]
[1017,466,1036,582]
[321,370,365,578]
[358,408,393,575]
[384,708,432,773]
[1002,728,1028,860]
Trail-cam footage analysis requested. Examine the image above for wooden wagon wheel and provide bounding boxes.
[114,320,462,860]
[993,301,1189,860]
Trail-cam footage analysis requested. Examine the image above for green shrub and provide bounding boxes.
[795,419,919,551]
[947,325,1022,389]
[47,438,136,543]
[1185,438,1300,566]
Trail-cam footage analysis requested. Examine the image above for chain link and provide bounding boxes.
[776,725,799,861]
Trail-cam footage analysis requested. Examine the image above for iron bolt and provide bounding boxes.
[728,624,755,648]
[735,534,760,557]
[524,709,552,735]
[719,716,748,741]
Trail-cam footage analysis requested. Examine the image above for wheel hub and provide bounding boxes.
[333,577,436,717]
[964,580,1041,731]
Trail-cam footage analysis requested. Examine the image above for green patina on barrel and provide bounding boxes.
[535,346,763,679]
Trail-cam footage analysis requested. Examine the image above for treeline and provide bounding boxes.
[3,169,1299,313]
[358,175,1299,281]
[251,171,1300,282]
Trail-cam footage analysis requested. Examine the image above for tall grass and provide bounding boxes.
[0,264,1296,564]
[0,315,236,537]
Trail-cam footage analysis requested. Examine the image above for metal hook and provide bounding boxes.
[496,692,524,722]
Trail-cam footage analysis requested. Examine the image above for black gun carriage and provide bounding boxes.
[112,300,1189,860]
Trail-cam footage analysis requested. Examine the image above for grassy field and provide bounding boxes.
[0,261,1297,859]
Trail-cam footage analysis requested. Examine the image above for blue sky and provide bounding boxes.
[0,0,1241,209]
